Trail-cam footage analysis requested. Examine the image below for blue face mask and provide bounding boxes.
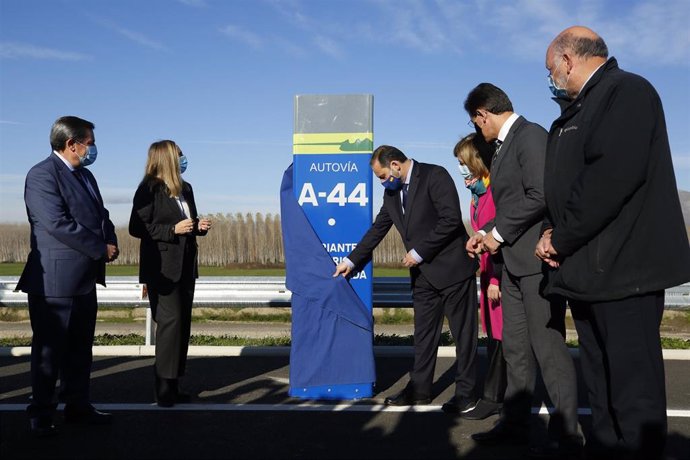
[458,164,473,181]
[76,143,98,166]
[547,58,570,99]
[548,74,569,99]
[381,168,403,191]
[179,154,188,174]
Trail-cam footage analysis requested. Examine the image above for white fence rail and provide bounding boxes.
[2,276,689,309]
[2,276,689,346]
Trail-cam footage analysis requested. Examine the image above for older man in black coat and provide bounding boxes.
[538,26,690,460]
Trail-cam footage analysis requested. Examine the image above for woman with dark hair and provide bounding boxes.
[129,140,211,407]
[450,133,507,420]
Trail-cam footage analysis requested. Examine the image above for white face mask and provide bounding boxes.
[458,163,473,180]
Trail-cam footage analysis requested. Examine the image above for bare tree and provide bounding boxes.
[0,216,467,267]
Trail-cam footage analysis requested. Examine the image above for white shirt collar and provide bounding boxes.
[578,61,607,96]
[404,159,414,185]
[497,113,520,143]
[53,150,76,171]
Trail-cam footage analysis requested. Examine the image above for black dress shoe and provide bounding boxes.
[441,396,480,415]
[471,421,529,445]
[64,405,112,425]
[458,399,502,420]
[384,388,431,406]
[29,416,58,438]
[157,391,192,407]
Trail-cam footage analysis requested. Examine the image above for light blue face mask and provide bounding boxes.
[547,58,570,99]
[548,74,569,99]
[179,154,188,174]
[76,142,98,166]
[458,163,473,181]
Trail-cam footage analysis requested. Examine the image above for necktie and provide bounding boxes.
[402,183,409,210]
[491,140,503,167]
[73,169,97,202]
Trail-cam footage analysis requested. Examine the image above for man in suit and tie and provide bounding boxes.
[463,84,580,458]
[17,116,119,437]
[334,145,480,415]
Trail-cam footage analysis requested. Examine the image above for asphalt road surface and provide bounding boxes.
[1,350,689,459]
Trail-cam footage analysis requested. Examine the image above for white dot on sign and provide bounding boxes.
[328,218,336,226]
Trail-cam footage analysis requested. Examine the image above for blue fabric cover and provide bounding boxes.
[280,164,375,390]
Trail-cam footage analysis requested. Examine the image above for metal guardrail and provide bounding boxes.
[0,276,418,308]
[2,276,689,346]
[1,276,689,309]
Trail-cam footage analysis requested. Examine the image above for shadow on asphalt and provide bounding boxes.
[1,355,689,459]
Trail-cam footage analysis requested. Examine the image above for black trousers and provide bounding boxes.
[483,334,507,403]
[408,272,477,399]
[148,274,195,380]
[480,285,507,403]
[27,289,98,418]
[571,291,666,458]
[500,269,578,439]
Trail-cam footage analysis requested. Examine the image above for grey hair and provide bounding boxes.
[50,116,95,151]
[552,33,608,60]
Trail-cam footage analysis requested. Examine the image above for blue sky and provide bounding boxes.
[1,0,689,225]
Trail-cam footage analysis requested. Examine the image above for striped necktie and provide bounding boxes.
[491,139,503,167]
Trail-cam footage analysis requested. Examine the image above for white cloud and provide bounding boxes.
[274,36,308,58]
[376,0,459,54]
[219,25,263,49]
[112,27,168,51]
[0,42,90,61]
[267,0,309,28]
[0,120,24,125]
[591,0,690,66]
[86,14,168,52]
[313,35,344,59]
[463,0,690,66]
[354,0,690,66]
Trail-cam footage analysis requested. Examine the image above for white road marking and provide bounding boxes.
[1,403,689,417]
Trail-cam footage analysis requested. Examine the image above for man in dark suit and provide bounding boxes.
[537,27,690,459]
[17,116,118,437]
[463,84,580,457]
[334,145,479,414]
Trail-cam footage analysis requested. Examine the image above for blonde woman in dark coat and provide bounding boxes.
[129,140,211,407]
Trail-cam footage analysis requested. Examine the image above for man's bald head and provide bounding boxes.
[548,26,608,61]
[545,26,609,99]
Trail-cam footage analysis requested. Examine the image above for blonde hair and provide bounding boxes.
[144,140,183,197]
[453,133,489,179]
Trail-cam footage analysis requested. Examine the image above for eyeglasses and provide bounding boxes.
[467,111,484,127]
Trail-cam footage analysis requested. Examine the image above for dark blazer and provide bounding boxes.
[129,179,206,285]
[482,116,548,277]
[348,161,477,289]
[544,58,690,301]
[16,154,116,296]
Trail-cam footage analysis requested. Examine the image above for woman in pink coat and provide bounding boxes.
[453,133,507,420]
